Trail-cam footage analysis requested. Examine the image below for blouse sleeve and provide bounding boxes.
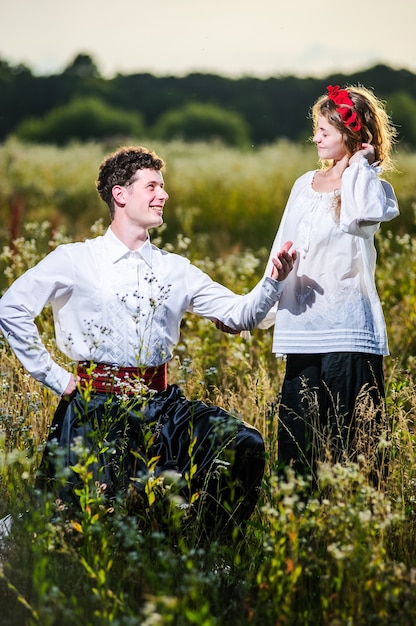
[256,174,310,329]
[340,157,399,238]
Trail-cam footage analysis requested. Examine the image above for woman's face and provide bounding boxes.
[313,115,347,162]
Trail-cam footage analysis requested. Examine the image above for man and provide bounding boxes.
[0,146,295,536]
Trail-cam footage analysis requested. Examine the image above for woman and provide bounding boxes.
[262,84,399,484]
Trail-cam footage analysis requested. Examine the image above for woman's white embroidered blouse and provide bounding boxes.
[261,157,399,356]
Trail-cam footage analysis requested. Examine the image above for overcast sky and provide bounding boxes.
[1,0,415,79]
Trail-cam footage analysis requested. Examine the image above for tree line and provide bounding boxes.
[2,53,416,147]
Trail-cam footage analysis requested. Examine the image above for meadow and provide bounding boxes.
[1,139,416,625]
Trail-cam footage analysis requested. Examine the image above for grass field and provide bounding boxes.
[1,139,416,625]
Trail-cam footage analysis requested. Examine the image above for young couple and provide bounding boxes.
[0,84,398,538]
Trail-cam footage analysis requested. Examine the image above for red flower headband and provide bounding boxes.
[326,85,361,133]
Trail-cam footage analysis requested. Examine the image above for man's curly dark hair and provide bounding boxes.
[96,146,165,218]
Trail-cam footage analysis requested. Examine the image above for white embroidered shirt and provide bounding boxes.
[0,227,283,395]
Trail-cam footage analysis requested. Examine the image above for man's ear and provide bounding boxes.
[112,185,126,206]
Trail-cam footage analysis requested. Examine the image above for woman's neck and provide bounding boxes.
[313,158,348,193]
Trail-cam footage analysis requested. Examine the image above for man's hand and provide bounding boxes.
[62,373,79,396]
[213,241,297,335]
[270,240,297,281]
[213,319,241,334]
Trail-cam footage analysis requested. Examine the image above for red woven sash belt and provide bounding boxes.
[77,361,167,394]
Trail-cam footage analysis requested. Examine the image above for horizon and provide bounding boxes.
[1,53,411,83]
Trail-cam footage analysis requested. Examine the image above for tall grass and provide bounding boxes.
[1,140,416,624]
[2,137,414,269]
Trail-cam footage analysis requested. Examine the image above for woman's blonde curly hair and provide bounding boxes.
[311,85,397,171]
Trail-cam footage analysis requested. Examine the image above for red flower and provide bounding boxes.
[326,85,361,132]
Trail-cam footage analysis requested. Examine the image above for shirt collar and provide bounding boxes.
[104,227,153,267]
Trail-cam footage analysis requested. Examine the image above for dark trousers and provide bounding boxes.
[277,352,386,483]
[37,384,265,533]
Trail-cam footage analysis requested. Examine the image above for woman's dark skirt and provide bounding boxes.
[277,352,387,485]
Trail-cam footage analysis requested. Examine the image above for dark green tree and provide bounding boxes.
[13,97,144,145]
[3,55,416,146]
[154,102,250,146]
[386,91,416,147]
[63,53,101,79]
